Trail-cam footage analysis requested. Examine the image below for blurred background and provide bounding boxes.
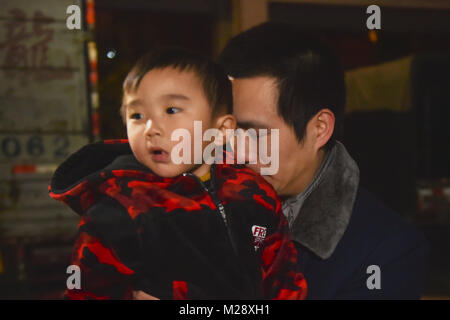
[0,0,449,299]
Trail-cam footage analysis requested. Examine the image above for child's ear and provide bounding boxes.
[214,114,236,145]
[216,114,236,133]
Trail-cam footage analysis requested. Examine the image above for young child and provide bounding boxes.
[49,47,307,300]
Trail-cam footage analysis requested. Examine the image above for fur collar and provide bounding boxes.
[289,141,360,259]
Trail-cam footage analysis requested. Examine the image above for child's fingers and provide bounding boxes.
[132,290,160,300]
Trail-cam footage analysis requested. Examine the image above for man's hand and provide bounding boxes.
[132,290,160,300]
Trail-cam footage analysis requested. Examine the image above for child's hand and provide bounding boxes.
[132,290,160,300]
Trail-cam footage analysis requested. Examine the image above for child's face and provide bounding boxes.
[125,67,216,177]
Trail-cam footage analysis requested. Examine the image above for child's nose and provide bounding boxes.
[144,119,163,137]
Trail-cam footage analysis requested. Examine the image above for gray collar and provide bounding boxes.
[284,141,360,259]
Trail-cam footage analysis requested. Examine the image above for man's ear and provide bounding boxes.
[312,108,335,150]
[214,114,236,145]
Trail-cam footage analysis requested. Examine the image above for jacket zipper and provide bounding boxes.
[182,165,238,255]
[183,164,258,298]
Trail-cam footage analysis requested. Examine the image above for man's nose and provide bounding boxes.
[144,119,163,138]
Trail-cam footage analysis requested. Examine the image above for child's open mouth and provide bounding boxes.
[149,147,170,163]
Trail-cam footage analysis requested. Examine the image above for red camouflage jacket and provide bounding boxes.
[49,139,307,299]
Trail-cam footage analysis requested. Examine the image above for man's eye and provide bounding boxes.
[130,113,143,120]
[166,107,181,114]
[256,130,269,138]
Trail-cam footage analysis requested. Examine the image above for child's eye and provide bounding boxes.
[166,106,181,114]
[130,113,143,120]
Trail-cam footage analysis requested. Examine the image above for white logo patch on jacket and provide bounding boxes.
[252,225,267,251]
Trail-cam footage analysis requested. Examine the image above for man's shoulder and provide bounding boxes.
[352,187,419,235]
[343,186,428,258]
[298,186,429,299]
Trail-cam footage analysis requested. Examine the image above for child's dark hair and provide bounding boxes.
[121,47,232,123]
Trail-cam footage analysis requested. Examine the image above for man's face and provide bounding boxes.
[232,76,317,197]
[125,67,214,177]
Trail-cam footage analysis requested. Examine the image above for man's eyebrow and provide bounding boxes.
[236,120,270,130]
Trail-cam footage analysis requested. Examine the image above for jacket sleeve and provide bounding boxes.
[65,197,143,300]
[260,208,308,300]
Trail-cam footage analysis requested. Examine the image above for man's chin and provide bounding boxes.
[245,163,260,173]
[261,173,277,187]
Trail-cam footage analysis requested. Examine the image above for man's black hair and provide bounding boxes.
[218,22,345,148]
[122,46,232,122]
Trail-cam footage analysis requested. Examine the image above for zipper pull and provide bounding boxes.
[182,172,227,226]
[183,172,209,192]
[216,202,227,227]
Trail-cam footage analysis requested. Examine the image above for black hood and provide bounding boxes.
[49,139,153,215]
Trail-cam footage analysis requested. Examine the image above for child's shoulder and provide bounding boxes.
[218,163,274,187]
[216,163,280,208]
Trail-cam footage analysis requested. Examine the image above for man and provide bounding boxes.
[216,22,428,299]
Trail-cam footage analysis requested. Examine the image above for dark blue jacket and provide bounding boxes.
[296,187,429,299]
[285,142,429,299]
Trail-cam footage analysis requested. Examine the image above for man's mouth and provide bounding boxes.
[149,146,170,163]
